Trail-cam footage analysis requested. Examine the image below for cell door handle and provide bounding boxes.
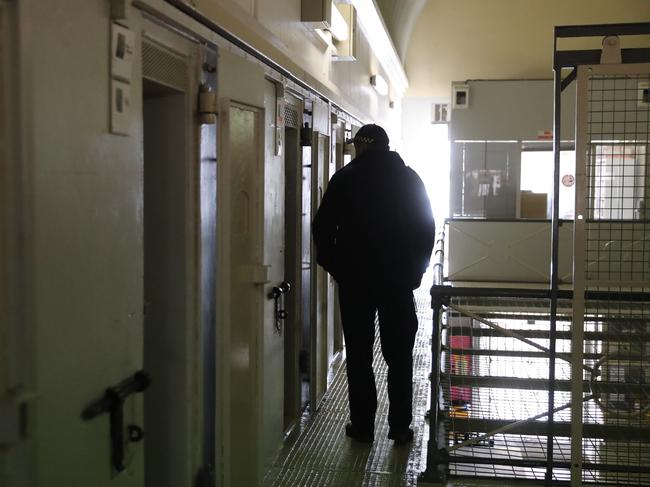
[269,281,291,334]
[82,371,151,472]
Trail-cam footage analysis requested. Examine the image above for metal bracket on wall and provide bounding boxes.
[600,35,622,64]
[198,83,218,125]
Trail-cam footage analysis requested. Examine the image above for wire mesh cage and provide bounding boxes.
[437,292,650,485]
[440,296,572,483]
[427,65,650,487]
[578,68,650,485]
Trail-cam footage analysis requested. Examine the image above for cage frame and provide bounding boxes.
[419,21,650,487]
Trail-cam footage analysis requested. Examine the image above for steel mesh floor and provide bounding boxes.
[262,277,650,486]
[441,292,650,485]
[263,280,433,487]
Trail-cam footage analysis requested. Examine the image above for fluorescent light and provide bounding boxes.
[330,3,348,41]
[370,74,388,96]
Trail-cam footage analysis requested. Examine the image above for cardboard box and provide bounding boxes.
[520,191,548,219]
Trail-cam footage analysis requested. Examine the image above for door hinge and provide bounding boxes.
[198,83,217,125]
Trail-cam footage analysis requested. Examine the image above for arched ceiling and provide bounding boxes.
[375,0,430,62]
[395,0,650,98]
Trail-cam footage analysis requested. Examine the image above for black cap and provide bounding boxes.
[353,124,389,149]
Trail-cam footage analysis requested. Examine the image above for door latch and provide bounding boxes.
[268,281,291,334]
[82,371,151,473]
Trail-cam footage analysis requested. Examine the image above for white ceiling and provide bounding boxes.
[375,0,650,98]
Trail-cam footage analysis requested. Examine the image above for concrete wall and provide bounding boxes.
[193,0,401,134]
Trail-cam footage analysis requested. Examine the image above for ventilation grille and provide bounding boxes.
[284,104,299,129]
[142,39,188,91]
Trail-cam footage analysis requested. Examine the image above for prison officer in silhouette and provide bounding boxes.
[312,124,435,445]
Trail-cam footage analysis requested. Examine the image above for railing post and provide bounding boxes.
[419,287,448,484]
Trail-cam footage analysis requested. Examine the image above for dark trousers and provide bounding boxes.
[338,284,418,433]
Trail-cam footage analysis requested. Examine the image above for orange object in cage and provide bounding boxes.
[450,335,472,404]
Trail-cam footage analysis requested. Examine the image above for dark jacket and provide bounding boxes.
[312,147,435,291]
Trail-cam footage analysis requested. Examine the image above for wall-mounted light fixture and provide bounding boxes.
[370,74,388,96]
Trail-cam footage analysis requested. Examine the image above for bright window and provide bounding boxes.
[520,150,576,219]
[590,144,646,220]
[406,123,450,225]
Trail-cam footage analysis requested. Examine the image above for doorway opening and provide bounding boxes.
[142,77,190,487]
[283,124,300,430]
[282,99,313,431]
[300,140,313,413]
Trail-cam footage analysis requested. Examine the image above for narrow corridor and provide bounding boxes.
[263,279,433,487]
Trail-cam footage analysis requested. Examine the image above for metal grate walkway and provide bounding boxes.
[263,282,433,487]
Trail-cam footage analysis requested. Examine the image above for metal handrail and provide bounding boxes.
[420,227,447,483]
[420,224,650,484]
[432,230,445,287]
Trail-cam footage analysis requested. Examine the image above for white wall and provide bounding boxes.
[446,220,573,283]
[449,79,576,141]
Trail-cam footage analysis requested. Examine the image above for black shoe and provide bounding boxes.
[388,427,414,445]
[345,422,374,443]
